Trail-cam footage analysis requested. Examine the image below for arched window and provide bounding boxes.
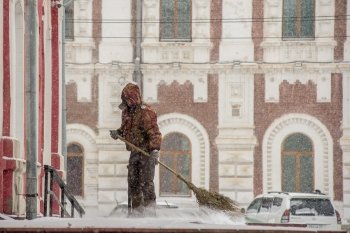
[67,143,84,196]
[160,133,191,196]
[282,0,315,39]
[282,133,314,192]
[160,0,192,41]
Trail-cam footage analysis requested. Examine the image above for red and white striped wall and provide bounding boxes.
[0,0,64,216]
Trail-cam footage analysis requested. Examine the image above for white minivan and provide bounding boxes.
[244,191,341,229]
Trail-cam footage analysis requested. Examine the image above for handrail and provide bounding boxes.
[44,165,85,218]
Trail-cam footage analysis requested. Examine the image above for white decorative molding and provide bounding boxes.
[264,71,332,103]
[263,0,336,63]
[157,113,210,190]
[142,42,212,63]
[143,70,208,103]
[66,124,97,152]
[262,41,337,63]
[66,124,99,209]
[218,72,254,126]
[98,75,133,128]
[263,114,334,198]
[342,72,350,136]
[66,66,95,102]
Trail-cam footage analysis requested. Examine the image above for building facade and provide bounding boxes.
[0,0,65,217]
[65,0,350,221]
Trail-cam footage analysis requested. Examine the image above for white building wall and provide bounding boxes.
[98,0,133,63]
[142,0,211,64]
[341,71,350,221]
[216,68,256,206]
[219,0,254,62]
[66,0,350,219]
[44,2,52,166]
[8,0,26,216]
[65,0,95,64]
[143,65,209,103]
[217,0,256,207]
[262,0,336,63]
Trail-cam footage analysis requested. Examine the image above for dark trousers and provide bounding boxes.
[128,152,156,213]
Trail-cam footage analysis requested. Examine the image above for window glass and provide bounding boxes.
[290,198,335,216]
[65,3,74,40]
[67,156,83,196]
[300,155,313,192]
[283,133,312,152]
[160,133,191,196]
[282,0,296,38]
[301,0,315,38]
[282,133,314,192]
[247,198,262,214]
[67,143,84,196]
[160,0,191,41]
[282,155,296,192]
[273,197,283,207]
[282,0,315,39]
[177,0,191,39]
[259,198,273,213]
[160,0,174,40]
[67,143,83,154]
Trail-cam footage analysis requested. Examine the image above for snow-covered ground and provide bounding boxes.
[0,208,347,232]
[1,207,245,228]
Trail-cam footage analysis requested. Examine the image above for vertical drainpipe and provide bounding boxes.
[26,0,38,220]
[133,0,143,91]
[62,1,67,172]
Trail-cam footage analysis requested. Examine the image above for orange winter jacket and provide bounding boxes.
[118,83,162,153]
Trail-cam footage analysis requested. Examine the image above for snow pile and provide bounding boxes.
[0,207,245,229]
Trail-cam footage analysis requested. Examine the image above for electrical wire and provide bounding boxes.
[66,15,350,24]
[70,35,349,39]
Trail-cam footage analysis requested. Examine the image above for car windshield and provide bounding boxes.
[290,198,334,216]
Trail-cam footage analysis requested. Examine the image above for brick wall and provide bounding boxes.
[253,74,343,200]
[210,0,222,62]
[154,75,219,192]
[66,75,99,133]
[252,0,264,62]
[334,0,347,61]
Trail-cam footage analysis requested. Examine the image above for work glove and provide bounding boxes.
[150,150,159,165]
[110,129,122,140]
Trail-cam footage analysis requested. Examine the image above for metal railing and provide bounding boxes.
[44,165,85,218]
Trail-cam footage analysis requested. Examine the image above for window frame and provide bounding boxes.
[159,132,192,197]
[282,0,315,40]
[281,133,314,193]
[159,0,192,42]
[64,2,74,40]
[246,197,262,214]
[67,142,84,197]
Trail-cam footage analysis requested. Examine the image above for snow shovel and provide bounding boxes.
[115,134,240,212]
